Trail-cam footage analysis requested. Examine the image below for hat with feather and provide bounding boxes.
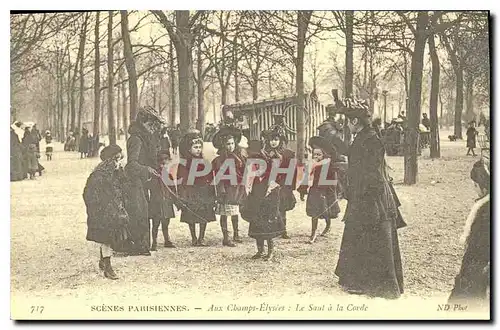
[336,97,371,119]
[136,106,166,125]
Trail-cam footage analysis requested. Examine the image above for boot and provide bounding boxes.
[189,224,198,246]
[263,239,274,261]
[251,239,265,259]
[98,248,105,270]
[197,224,207,246]
[320,218,331,237]
[281,216,290,239]
[103,257,118,280]
[162,219,176,248]
[221,216,235,247]
[231,216,243,243]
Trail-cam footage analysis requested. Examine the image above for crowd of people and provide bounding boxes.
[10,122,45,181]
[81,100,489,306]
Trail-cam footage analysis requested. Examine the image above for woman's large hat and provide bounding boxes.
[336,97,371,119]
[136,106,166,124]
[212,125,242,150]
[308,136,337,158]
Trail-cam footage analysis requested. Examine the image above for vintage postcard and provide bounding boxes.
[10,9,490,320]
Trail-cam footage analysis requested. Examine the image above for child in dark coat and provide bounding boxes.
[176,130,216,246]
[211,126,247,247]
[299,136,340,243]
[83,145,130,280]
[149,149,177,250]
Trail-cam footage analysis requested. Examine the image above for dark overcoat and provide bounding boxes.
[83,161,130,250]
[335,126,405,299]
[240,151,285,240]
[211,149,247,205]
[449,195,490,309]
[124,122,156,251]
[176,156,216,224]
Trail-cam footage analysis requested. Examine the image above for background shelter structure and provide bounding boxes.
[223,94,329,153]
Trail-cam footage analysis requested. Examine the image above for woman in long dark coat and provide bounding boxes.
[10,127,25,181]
[124,107,163,256]
[448,158,490,310]
[466,122,478,156]
[334,98,406,300]
[79,127,89,159]
[176,130,216,246]
[83,145,130,280]
[22,127,39,179]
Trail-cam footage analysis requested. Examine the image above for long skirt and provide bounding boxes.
[335,220,404,299]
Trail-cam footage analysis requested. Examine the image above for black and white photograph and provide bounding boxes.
[9,9,491,320]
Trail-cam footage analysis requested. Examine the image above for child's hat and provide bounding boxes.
[100,144,122,161]
[212,125,242,150]
[308,136,337,158]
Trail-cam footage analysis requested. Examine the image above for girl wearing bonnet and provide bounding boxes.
[211,126,248,247]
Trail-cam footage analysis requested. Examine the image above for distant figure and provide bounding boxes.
[22,127,39,180]
[11,127,25,181]
[422,113,431,130]
[31,124,42,152]
[170,125,181,155]
[466,122,478,156]
[79,127,89,158]
[45,130,53,161]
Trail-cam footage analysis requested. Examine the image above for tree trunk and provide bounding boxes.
[92,11,101,155]
[120,68,129,140]
[221,86,227,105]
[454,68,464,139]
[107,11,116,145]
[66,42,71,136]
[439,90,443,129]
[175,11,194,132]
[344,10,354,145]
[465,70,475,123]
[252,77,259,100]
[268,67,273,98]
[296,11,312,164]
[169,40,176,126]
[197,42,205,137]
[116,83,121,139]
[77,15,88,134]
[428,32,440,158]
[403,12,428,185]
[234,36,240,102]
[120,10,138,122]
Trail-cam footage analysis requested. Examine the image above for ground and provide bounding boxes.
[10,130,488,319]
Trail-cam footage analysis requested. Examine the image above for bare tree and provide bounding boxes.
[428,14,441,158]
[92,11,101,155]
[107,11,116,145]
[121,10,139,123]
